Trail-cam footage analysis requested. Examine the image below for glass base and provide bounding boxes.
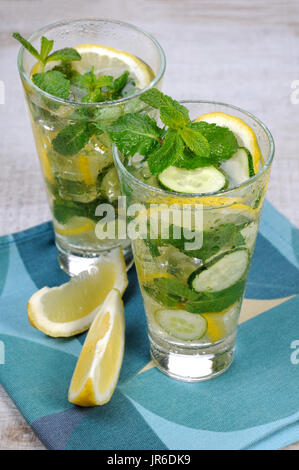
[56,241,134,276]
[149,331,236,382]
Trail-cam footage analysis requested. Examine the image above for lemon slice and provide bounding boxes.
[31,128,55,184]
[54,216,96,237]
[201,304,239,343]
[215,203,257,220]
[194,112,263,173]
[201,313,224,343]
[73,44,153,89]
[27,248,128,337]
[202,202,256,232]
[78,155,99,185]
[31,44,154,90]
[68,289,125,406]
[139,270,174,284]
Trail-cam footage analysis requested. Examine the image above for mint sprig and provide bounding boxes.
[13,32,81,99]
[13,32,81,72]
[104,88,239,175]
[72,68,113,102]
[72,68,131,103]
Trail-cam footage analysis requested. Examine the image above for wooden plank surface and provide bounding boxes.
[0,0,298,450]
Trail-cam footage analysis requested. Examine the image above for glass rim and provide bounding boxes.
[113,99,275,198]
[17,17,166,107]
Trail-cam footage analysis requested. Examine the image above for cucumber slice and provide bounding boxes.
[155,309,208,341]
[221,147,255,186]
[158,166,228,194]
[189,248,249,293]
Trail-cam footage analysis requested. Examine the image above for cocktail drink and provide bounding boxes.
[112,93,274,381]
[15,19,165,275]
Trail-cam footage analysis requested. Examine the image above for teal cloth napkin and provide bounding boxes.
[0,200,298,450]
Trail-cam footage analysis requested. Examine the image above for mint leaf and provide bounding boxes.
[141,89,189,120]
[72,69,111,90]
[52,122,91,155]
[179,125,210,158]
[53,198,83,224]
[153,278,199,301]
[52,61,75,80]
[140,88,166,108]
[40,36,54,63]
[32,70,70,99]
[87,121,104,136]
[81,75,114,103]
[143,277,199,307]
[13,32,40,61]
[69,106,92,120]
[141,89,190,129]
[184,223,242,260]
[147,129,184,174]
[175,148,212,169]
[145,238,160,258]
[191,121,238,161]
[53,195,105,224]
[72,69,117,103]
[71,71,93,91]
[82,89,105,103]
[46,47,81,63]
[150,222,246,262]
[104,113,162,156]
[160,97,190,129]
[71,68,131,102]
[110,71,130,98]
[185,280,245,313]
[143,283,179,308]
[96,75,114,88]
[146,223,199,254]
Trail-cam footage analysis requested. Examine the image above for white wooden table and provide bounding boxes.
[0,0,298,450]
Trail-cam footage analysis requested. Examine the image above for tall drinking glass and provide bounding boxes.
[113,101,274,381]
[17,19,165,275]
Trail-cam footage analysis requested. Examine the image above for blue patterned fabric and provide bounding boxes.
[0,200,298,450]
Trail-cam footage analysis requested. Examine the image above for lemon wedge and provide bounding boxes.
[194,112,263,173]
[27,248,128,337]
[68,289,125,406]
